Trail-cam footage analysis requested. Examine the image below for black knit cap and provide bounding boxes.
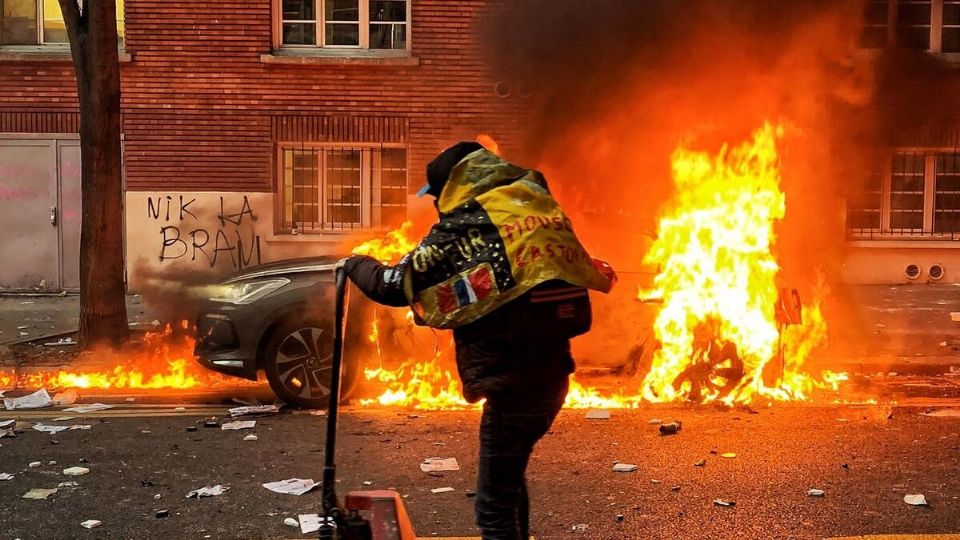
[420,141,485,198]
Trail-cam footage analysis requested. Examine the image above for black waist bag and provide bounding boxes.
[524,280,593,339]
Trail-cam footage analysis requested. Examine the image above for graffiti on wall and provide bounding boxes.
[148,195,262,270]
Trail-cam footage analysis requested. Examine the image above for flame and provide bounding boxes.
[476,134,501,156]
[352,221,417,264]
[0,323,253,391]
[639,123,837,404]
[350,126,844,409]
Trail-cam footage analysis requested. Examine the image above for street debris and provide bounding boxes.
[0,473,14,480]
[585,410,611,420]
[431,487,455,493]
[904,494,928,506]
[22,488,58,500]
[648,418,663,425]
[51,389,78,406]
[694,459,707,467]
[807,489,825,497]
[299,514,323,534]
[0,419,13,427]
[283,517,299,527]
[571,523,589,532]
[32,424,68,434]
[186,426,198,432]
[202,419,220,428]
[58,482,79,488]
[616,514,625,522]
[32,423,91,434]
[721,453,736,459]
[243,434,258,441]
[29,462,41,468]
[48,461,56,465]
[44,338,76,347]
[228,404,279,417]
[221,420,256,430]
[156,510,169,519]
[4,388,52,410]
[659,421,682,435]
[262,478,317,496]
[612,463,639,473]
[713,499,736,507]
[63,466,90,476]
[0,428,13,439]
[80,520,102,529]
[51,416,75,422]
[62,403,114,414]
[922,409,960,418]
[186,485,229,498]
[420,457,460,472]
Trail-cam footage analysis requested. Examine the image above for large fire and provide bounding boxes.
[0,323,249,391]
[350,125,844,409]
[639,123,843,404]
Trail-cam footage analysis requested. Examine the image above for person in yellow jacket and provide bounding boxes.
[344,142,614,540]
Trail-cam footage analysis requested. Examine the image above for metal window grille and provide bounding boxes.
[281,144,407,233]
[847,167,884,235]
[889,151,926,232]
[935,153,960,232]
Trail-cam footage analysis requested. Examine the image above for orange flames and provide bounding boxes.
[639,123,843,404]
[0,323,250,392]
[351,125,844,409]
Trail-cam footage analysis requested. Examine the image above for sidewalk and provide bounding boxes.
[0,294,158,346]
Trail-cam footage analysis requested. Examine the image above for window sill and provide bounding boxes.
[266,228,398,243]
[0,45,133,62]
[261,48,419,67]
[847,239,960,248]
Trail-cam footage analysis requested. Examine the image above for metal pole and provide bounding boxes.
[318,265,350,538]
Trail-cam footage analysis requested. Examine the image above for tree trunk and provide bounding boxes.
[59,0,129,348]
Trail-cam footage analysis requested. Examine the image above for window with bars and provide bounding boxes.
[935,153,960,232]
[280,145,407,232]
[0,0,124,46]
[280,0,408,50]
[847,151,960,240]
[890,152,926,231]
[846,167,884,232]
[859,0,960,53]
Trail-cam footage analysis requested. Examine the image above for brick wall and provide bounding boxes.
[0,0,526,193]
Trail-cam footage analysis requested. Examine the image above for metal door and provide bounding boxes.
[58,140,82,290]
[0,139,60,290]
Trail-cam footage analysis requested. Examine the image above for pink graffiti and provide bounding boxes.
[0,187,34,201]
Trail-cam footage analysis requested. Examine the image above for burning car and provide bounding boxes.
[194,256,382,408]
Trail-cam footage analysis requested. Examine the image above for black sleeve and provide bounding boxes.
[343,255,409,308]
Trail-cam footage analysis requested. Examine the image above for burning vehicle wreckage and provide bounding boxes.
[0,124,848,409]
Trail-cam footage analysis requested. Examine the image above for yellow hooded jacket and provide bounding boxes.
[402,149,615,329]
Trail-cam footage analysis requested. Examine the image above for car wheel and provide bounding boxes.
[263,317,356,408]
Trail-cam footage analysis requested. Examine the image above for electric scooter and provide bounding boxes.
[316,265,418,540]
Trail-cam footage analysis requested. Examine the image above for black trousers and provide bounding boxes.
[475,378,568,540]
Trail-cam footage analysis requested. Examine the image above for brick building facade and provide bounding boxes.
[0,0,523,290]
[2,0,960,290]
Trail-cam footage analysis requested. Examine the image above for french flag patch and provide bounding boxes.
[437,266,495,314]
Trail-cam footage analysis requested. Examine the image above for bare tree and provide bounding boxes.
[58,0,129,347]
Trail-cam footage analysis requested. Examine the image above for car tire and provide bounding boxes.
[262,316,359,409]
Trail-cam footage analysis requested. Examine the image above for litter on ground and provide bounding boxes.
[420,457,460,472]
[431,487,455,493]
[221,420,256,430]
[613,463,639,473]
[262,478,317,496]
[62,403,114,414]
[228,405,279,417]
[186,485,229,498]
[585,410,611,420]
[22,488,58,500]
[904,494,928,506]
[4,389,52,410]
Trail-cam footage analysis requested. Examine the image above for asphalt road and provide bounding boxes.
[2,402,960,539]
